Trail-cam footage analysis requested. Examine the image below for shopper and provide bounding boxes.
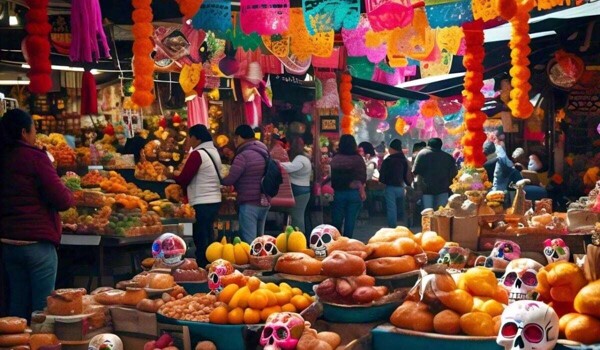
[358,141,379,181]
[222,125,270,243]
[412,138,457,210]
[173,125,222,267]
[280,137,312,233]
[0,109,74,319]
[483,141,498,184]
[330,135,367,238]
[380,139,412,228]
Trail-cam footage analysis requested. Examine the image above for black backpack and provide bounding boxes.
[252,150,283,198]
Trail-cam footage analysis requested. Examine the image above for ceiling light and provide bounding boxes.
[0,80,30,85]
[9,15,18,26]
[21,64,101,75]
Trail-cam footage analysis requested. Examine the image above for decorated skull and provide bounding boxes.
[477,240,521,269]
[88,334,123,350]
[250,235,280,257]
[437,244,469,270]
[260,312,305,350]
[543,238,570,264]
[151,233,187,266]
[500,258,543,304]
[497,300,559,350]
[207,259,234,293]
[309,224,341,259]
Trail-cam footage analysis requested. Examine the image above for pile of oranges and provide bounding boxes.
[209,277,314,325]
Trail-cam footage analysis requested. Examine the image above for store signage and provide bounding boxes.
[320,115,339,133]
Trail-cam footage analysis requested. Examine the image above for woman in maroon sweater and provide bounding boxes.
[0,109,74,319]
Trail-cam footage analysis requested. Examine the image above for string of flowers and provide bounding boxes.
[460,20,487,167]
[131,0,155,107]
[175,0,203,19]
[340,73,354,134]
[24,0,52,94]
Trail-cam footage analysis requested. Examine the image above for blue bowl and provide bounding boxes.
[322,301,401,323]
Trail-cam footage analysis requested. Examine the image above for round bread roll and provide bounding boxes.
[122,288,148,306]
[94,289,125,306]
[177,258,199,271]
[275,253,322,276]
[137,298,164,313]
[0,317,27,334]
[366,256,418,276]
[574,280,600,318]
[321,251,366,277]
[29,333,59,350]
[565,314,600,344]
[0,333,30,347]
[90,287,114,296]
[141,257,155,269]
[368,238,421,258]
[148,273,175,289]
[327,237,371,256]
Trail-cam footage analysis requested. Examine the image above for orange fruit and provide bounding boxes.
[248,290,269,310]
[244,308,261,324]
[438,289,473,315]
[291,287,303,296]
[275,291,292,306]
[291,295,311,311]
[228,307,245,324]
[260,305,282,322]
[282,303,297,313]
[263,283,280,293]
[247,276,262,292]
[229,286,251,309]
[262,289,278,307]
[460,312,495,336]
[218,284,240,304]
[279,282,293,292]
[209,306,229,324]
[433,310,461,335]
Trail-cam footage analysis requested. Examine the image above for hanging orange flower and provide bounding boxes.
[339,73,355,134]
[131,0,155,107]
[24,0,52,94]
[176,0,203,19]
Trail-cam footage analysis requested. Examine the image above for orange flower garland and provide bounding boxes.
[461,20,487,167]
[176,0,203,19]
[340,73,354,135]
[131,0,155,107]
[24,0,52,94]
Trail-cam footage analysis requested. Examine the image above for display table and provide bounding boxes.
[478,232,593,254]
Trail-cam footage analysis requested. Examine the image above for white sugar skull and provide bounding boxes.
[477,240,522,269]
[260,312,305,350]
[250,236,280,257]
[207,259,234,293]
[309,224,341,259]
[497,300,559,350]
[88,333,123,350]
[500,258,543,304]
[543,238,570,264]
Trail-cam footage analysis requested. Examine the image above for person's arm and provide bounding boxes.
[357,156,367,183]
[173,151,202,188]
[221,152,247,186]
[412,153,422,175]
[404,159,413,186]
[35,155,74,211]
[280,156,304,174]
[379,159,389,184]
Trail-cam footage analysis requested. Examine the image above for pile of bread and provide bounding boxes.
[274,227,445,277]
[0,317,59,350]
[140,258,207,283]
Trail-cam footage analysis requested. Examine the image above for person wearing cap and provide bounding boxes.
[483,141,498,183]
[380,139,412,228]
[221,125,270,243]
[412,138,457,210]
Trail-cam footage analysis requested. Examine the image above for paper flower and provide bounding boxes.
[131,0,155,107]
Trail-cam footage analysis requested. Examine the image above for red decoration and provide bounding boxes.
[131,0,155,107]
[24,0,52,94]
[339,73,354,135]
[176,0,203,19]
[104,123,115,136]
[80,71,98,115]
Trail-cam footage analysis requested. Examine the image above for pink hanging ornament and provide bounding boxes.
[70,0,111,62]
[240,0,290,35]
[187,93,208,127]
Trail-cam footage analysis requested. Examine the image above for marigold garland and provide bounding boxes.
[460,20,487,167]
[176,0,203,19]
[24,0,52,94]
[131,0,155,107]
[339,73,354,134]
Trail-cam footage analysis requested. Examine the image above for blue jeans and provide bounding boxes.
[2,242,58,319]
[385,186,405,228]
[239,204,270,243]
[332,189,362,238]
[193,202,221,267]
[422,193,449,210]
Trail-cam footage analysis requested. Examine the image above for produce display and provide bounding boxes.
[81,170,104,187]
[159,293,223,322]
[106,211,162,237]
[100,171,129,193]
[206,237,251,265]
[61,172,82,191]
[135,160,170,182]
[276,226,308,253]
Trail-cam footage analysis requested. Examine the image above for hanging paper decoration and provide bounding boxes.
[179,63,203,101]
[23,0,52,94]
[312,47,342,69]
[227,12,262,51]
[287,8,334,59]
[131,0,155,107]
[372,63,415,86]
[363,98,388,119]
[302,0,360,35]
[420,99,443,118]
[346,56,376,80]
[420,50,453,78]
[471,0,499,22]
[497,0,534,118]
[394,117,409,135]
[187,93,209,127]
[181,20,207,63]
[70,0,111,62]
[176,0,203,19]
[240,0,289,35]
[340,73,354,134]
[425,0,473,28]
[192,0,232,36]
[536,0,568,10]
[316,74,340,109]
[388,98,420,116]
[461,20,487,167]
[436,26,464,55]
[342,15,387,63]
[367,0,415,32]
[81,71,98,115]
[262,34,291,57]
[50,16,71,55]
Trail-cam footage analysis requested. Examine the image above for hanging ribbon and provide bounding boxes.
[69,0,111,62]
[81,71,98,115]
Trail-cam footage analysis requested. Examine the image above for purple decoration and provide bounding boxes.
[70,0,111,62]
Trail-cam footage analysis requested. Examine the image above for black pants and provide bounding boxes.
[193,202,221,268]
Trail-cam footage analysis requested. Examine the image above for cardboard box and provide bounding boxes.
[110,307,158,337]
[431,215,452,241]
[451,216,479,251]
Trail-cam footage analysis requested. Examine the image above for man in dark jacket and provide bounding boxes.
[222,125,270,243]
[412,138,457,209]
[380,139,412,228]
[483,141,498,184]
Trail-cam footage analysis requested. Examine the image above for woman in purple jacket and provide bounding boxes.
[330,135,366,238]
[0,109,74,319]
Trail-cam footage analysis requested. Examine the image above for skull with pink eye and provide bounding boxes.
[309,224,341,259]
[250,236,280,257]
[207,259,234,293]
[500,258,543,304]
[497,301,559,350]
[260,312,305,350]
[543,238,570,264]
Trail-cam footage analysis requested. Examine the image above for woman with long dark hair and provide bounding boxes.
[280,137,312,233]
[330,135,366,238]
[0,109,74,319]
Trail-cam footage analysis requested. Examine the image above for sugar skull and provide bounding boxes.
[250,236,280,257]
[497,300,559,350]
[437,244,469,270]
[207,259,234,293]
[152,233,187,266]
[543,238,570,264]
[88,334,123,350]
[500,258,543,304]
[260,312,305,350]
[309,224,341,259]
[476,240,521,269]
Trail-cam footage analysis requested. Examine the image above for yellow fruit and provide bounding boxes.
[261,305,282,322]
[248,290,269,310]
[229,286,251,309]
[287,231,307,252]
[282,303,297,313]
[205,241,224,263]
[472,297,505,317]
[244,308,261,324]
[303,293,314,301]
[275,291,292,306]
[279,282,292,292]
[234,244,249,265]
[209,306,229,324]
[291,288,303,296]
[291,295,311,311]
[228,307,244,324]
[218,284,240,304]
[264,283,280,293]
[247,277,262,292]
[222,244,235,264]
[262,289,278,307]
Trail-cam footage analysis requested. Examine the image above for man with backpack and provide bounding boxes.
[222,125,281,243]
